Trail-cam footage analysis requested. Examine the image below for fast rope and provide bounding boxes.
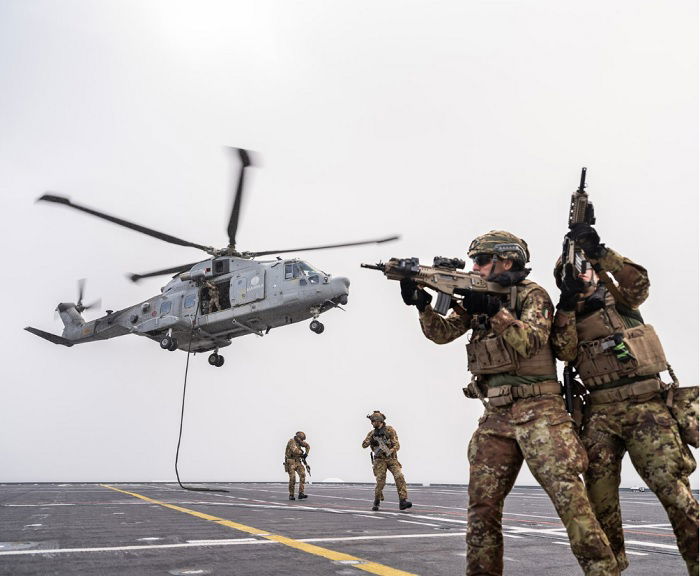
[174,300,227,493]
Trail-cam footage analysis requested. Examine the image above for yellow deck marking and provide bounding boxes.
[101,484,417,576]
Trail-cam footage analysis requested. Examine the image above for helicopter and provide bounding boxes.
[25,148,399,366]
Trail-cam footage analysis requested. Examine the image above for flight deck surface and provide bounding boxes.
[0,482,689,575]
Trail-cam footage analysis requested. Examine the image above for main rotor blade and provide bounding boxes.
[226,148,253,250]
[38,194,214,253]
[250,235,400,257]
[128,262,201,283]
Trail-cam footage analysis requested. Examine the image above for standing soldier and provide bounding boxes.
[362,411,412,511]
[551,223,699,575]
[284,431,309,501]
[204,280,220,313]
[401,230,618,576]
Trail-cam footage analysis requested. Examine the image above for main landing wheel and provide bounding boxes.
[208,353,224,367]
[160,336,172,350]
[168,338,179,351]
[310,320,324,334]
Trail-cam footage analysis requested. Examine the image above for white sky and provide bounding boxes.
[0,0,697,489]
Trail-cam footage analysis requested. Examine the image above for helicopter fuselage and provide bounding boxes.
[37,256,349,355]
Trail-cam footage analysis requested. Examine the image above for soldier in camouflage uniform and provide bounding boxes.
[551,223,699,575]
[284,431,310,501]
[204,280,220,313]
[362,411,412,511]
[401,230,618,576]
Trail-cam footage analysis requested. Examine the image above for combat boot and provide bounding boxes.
[371,499,380,511]
[298,493,308,499]
[399,499,412,510]
[289,495,295,501]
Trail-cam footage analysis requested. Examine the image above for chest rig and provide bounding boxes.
[465,280,555,377]
[574,291,667,388]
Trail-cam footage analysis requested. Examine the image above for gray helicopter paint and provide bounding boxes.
[27,256,349,357]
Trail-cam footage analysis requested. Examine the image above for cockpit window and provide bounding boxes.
[285,260,322,280]
[309,275,320,284]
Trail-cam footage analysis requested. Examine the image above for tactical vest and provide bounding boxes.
[371,426,395,458]
[466,280,556,377]
[574,291,667,388]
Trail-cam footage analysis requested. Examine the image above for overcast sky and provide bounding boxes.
[1,0,697,490]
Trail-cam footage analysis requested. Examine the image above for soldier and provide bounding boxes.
[362,411,412,511]
[551,223,699,574]
[400,230,618,576]
[284,431,310,501]
[204,280,220,313]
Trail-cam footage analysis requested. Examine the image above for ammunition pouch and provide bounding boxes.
[588,378,662,405]
[466,335,555,377]
[576,324,667,388]
[486,381,561,407]
[667,386,699,448]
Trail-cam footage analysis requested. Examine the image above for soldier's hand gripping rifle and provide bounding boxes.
[301,453,311,475]
[361,257,515,315]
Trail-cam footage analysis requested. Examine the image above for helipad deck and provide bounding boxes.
[0,483,688,575]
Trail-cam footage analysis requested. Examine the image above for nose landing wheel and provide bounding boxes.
[208,352,225,367]
[310,320,324,334]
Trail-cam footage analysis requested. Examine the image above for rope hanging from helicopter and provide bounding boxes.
[174,302,228,493]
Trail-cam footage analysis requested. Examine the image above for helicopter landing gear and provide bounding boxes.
[310,320,324,334]
[160,330,178,351]
[208,352,225,367]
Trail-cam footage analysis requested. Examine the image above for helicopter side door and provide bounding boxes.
[229,268,266,307]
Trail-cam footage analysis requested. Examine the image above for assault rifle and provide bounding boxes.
[560,168,595,417]
[369,432,393,464]
[301,453,311,475]
[561,167,595,283]
[361,256,515,315]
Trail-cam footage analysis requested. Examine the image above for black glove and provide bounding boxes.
[567,223,605,259]
[461,291,502,317]
[558,263,586,311]
[400,278,432,312]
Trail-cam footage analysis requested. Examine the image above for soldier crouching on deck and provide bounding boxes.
[401,230,618,576]
[551,223,699,575]
[362,411,412,511]
[284,431,309,501]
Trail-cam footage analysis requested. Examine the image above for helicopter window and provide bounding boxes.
[183,294,196,309]
[308,274,320,284]
[285,262,304,280]
[160,301,172,315]
[298,261,319,275]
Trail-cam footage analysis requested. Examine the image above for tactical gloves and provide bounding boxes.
[567,223,606,259]
[457,290,501,317]
[558,263,586,311]
[400,278,432,312]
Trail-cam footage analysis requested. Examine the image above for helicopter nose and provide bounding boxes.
[331,276,350,305]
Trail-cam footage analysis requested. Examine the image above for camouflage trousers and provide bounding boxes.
[467,395,618,576]
[373,457,408,501]
[287,459,306,496]
[582,394,699,575]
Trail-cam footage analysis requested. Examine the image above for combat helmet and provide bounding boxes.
[367,411,386,423]
[295,431,306,441]
[468,230,530,266]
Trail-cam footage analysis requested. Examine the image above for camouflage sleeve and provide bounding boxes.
[301,441,310,455]
[362,430,373,449]
[491,287,553,359]
[285,439,295,459]
[418,304,471,344]
[594,247,649,308]
[551,309,578,362]
[387,426,400,454]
